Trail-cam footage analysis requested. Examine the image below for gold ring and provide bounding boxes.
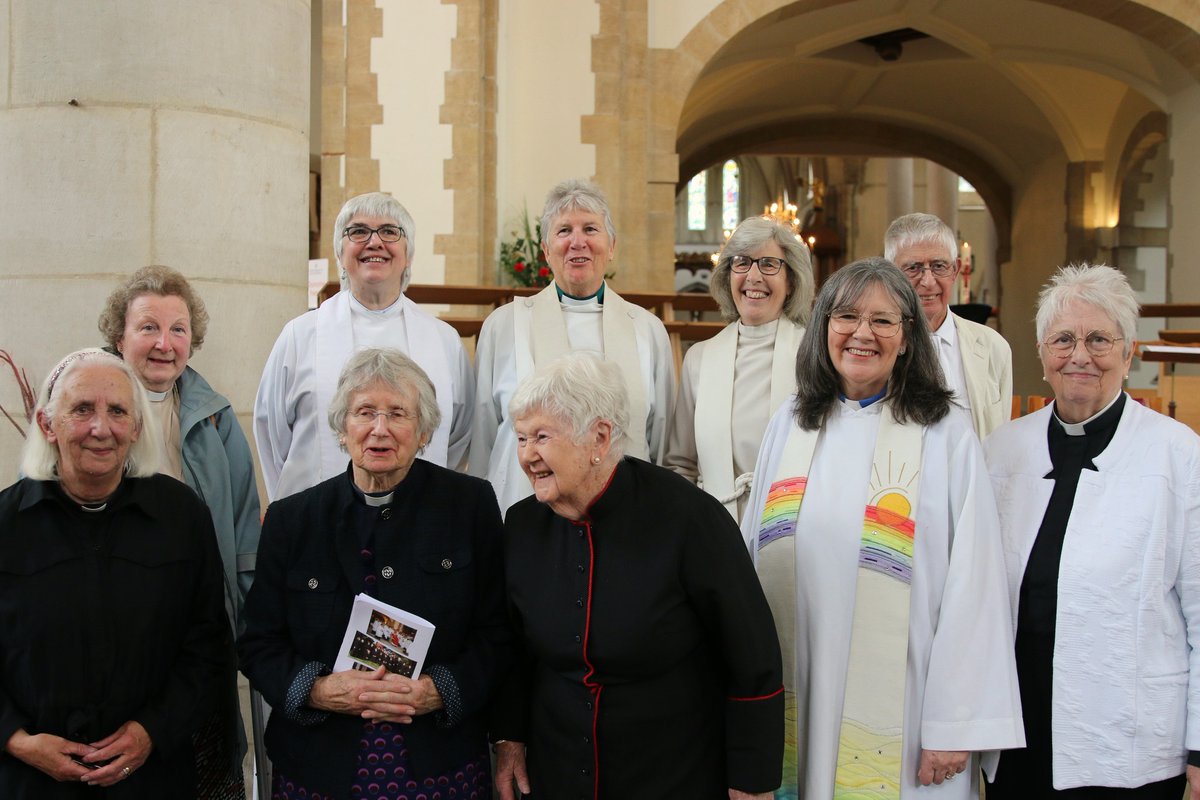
[121,766,131,777]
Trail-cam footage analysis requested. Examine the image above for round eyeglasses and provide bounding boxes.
[1042,330,1123,358]
[828,309,905,338]
[342,224,405,244]
[899,260,956,279]
[729,255,785,275]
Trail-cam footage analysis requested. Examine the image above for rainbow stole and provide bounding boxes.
[755,403,923,800]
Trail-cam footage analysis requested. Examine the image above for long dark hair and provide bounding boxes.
[793,257,952,430]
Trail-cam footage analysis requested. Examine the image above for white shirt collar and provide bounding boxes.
[932,311,958,351]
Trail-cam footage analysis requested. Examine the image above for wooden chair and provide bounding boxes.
[1025,395,1051,414]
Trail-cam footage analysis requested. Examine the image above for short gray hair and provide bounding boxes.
[710,216,814,325]
[327,348,441,449]
[508,352,630,458]
[540,179,616,248]
[333,192,417,288]
[20,348,163,480]
[1035,263,1139,358]
[883,212,958,264]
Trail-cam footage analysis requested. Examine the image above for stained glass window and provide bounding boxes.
[722,160,740,231]
[687,172,707,230]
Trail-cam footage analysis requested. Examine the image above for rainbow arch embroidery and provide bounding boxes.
[758,476,807,548]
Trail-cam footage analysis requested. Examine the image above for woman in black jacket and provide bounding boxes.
[0,348,232,798]
[239,348,508,800]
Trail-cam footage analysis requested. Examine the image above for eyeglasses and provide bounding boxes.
[899,260,956,279]
[342,224,405,244]
[828,309,906,338]
[1042,330,1123,357]
[348,407,417,428]
[729,255,785,275]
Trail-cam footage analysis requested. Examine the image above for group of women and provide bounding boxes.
[1,175,1197,800]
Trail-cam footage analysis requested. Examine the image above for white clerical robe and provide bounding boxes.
[664,318,802,520]
[739,399,1024,798]
[469,283,674,514]
[254,291,474,501]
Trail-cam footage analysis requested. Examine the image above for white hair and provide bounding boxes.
[1035,263,1139,358]
[20,348,162,480]
[508,352,630,458]
[883,212,958,263]
[327,348,441,450]
[333,192,417,291]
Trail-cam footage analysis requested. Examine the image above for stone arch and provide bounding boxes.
[588,0,1200,289]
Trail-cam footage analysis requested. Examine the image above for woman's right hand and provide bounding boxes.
[4,728,95,782]
[494,740,530,800]
[308,666,395,716]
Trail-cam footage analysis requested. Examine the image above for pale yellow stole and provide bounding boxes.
[694,319,803,517]
[513,283,649,460]
[757,401,923,799]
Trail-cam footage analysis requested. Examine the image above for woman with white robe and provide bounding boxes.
[664,216,813,520]
[254,192,474,502]
[739,257,1023,799]
[469,178,673,514]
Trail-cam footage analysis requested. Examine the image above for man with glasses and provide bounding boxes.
[884,213,1012,437]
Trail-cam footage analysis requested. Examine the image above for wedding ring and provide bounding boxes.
[121,766,131,777]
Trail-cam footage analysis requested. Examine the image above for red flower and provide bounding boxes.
[538,266,550,277]
[514,261,526,272]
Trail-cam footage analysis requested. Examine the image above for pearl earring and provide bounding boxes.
[592,456,601,465]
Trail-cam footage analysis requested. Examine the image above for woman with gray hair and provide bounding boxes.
[492,351,783,800]
[255,192,474,503]
[985,264,1200,799]
[665,215,814,519]
[740,258,1023,798]
[240,348,508,800]
[0,348,233,797]
[471,178,674,515]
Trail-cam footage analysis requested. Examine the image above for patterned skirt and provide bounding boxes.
[272,722,491,800]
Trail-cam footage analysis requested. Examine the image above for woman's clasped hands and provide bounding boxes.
[309,666,443,724]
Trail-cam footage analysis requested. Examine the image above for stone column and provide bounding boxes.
[925,161,959,233]
[0,1,311,483]
[886,158,914,224]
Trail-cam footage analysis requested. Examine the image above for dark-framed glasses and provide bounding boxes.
[343,224,405,244]
[899,260,956,279]
[829,308,905,338]
[1042,330,1123,357]
[730,255,785,275]
[349,407,416,428]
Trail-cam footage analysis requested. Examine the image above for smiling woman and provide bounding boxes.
[0,349,234,799]
[664,216,814,520]
[494,352,784,800]
[740,259,1024,799]
[255,192,475,503]
[470,179,675,515]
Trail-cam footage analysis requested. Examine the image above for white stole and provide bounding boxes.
[513,283,649,460]
[694,318,803,517]
[756,401,923,799]
[314,291,453,473]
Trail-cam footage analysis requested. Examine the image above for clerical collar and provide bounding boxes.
[1053,391,1124,436]
[146,387,170,402]
[839,385,888,408]
[80,501,108,512]
[349,292,404,316]
[556,283,605,304]
[352,483,395,507]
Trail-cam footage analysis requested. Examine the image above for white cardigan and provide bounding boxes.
[984,397,1200,789]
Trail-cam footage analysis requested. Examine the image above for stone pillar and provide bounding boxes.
[0,1,311,483]
[887,158,914,223]
[926,161,959,233]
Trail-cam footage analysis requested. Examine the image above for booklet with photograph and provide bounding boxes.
[332,594,435,678]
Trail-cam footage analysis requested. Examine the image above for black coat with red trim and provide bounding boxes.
[496,457,783,799]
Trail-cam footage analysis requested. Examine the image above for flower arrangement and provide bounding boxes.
[499,209,552,288]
